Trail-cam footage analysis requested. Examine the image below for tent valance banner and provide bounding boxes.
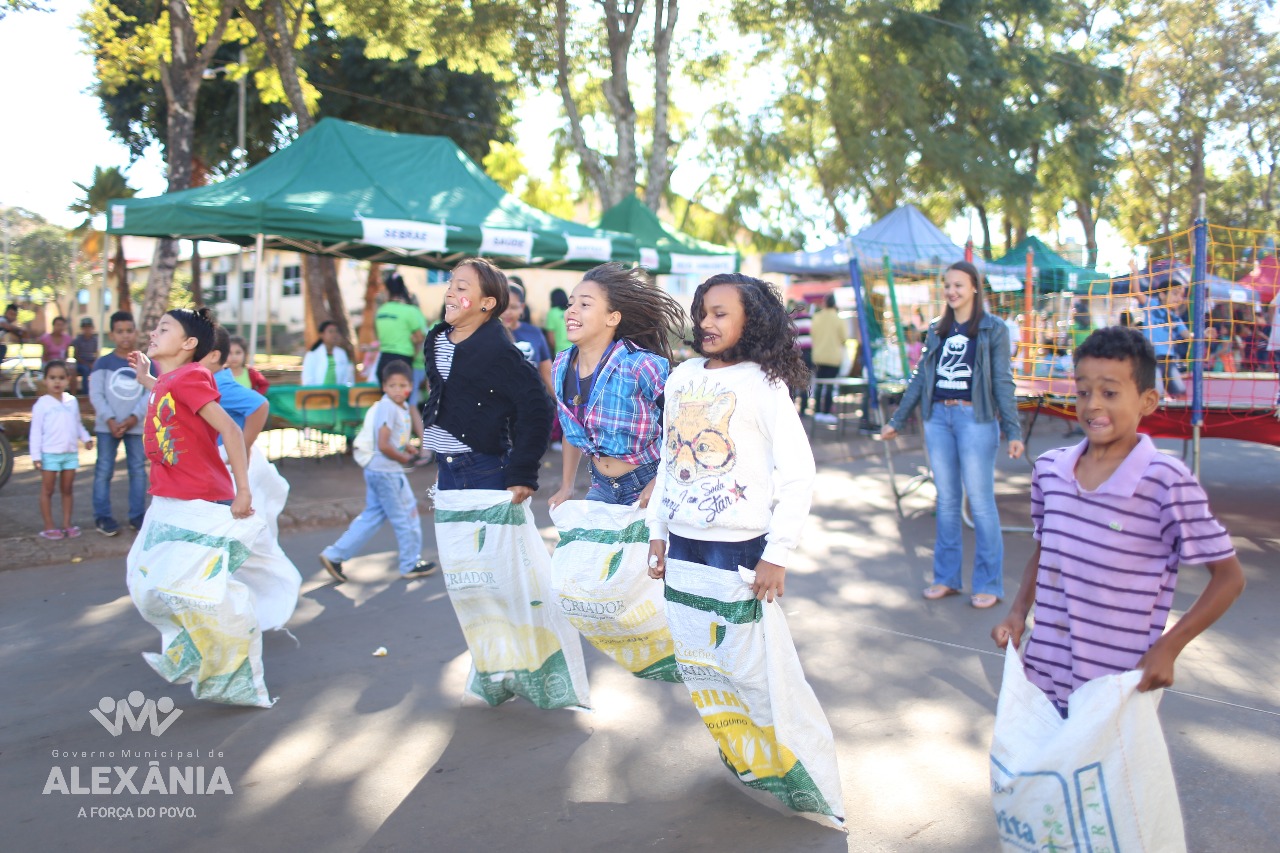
[597,195,738,276]
[107,119,640,270]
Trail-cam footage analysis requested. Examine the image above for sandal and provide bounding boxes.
[922,584,961,600]
[39,529,65,541]
[64,526,82,539]
[970,593,1001,609]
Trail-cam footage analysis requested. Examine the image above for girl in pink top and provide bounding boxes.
[39,316,72,366]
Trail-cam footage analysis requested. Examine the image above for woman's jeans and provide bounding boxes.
[814,364,840,414]
[923,402,1004,597]
[436,450,508,491]
[668,532,767,573]
[586,459,658,505]
[323,469,422,575]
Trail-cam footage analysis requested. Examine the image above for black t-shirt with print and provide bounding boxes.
[932,322,976,401]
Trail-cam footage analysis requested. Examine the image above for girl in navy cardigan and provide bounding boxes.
[420,258,552,499]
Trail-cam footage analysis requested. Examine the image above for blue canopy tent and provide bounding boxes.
[762,205,975,411]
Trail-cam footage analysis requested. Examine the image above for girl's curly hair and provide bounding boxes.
[689,273,812,392]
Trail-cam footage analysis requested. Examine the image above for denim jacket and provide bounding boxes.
[887,313,1022,441]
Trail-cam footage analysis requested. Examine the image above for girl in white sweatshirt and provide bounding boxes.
[31,360,93,539]
[646,274,816,602]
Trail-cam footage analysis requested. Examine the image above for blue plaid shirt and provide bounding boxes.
[553,341,668,465]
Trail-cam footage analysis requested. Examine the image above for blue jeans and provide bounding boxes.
[586,459,658,505]
[436,450,508,491]
[668,532,767,573]
[93,431,147,523]
[924,403,1004,597]
[324,469,422,575]
[411,367,426,408]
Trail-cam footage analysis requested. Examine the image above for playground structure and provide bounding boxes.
[767,207,1280,516]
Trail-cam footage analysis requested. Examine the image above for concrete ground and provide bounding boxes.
[1,426,1276,852]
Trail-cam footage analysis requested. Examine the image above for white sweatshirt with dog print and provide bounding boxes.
[646,358,816,566]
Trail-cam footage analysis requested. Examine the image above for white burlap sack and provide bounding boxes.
[220,444,301,631]
[664,559,845,829]
[990,643,1186,852]
[126,497,273,708]
[550,500,681,682]
[434,489,590,710]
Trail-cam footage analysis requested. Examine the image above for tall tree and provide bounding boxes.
[83,0,239,332]
[69,166,138,312]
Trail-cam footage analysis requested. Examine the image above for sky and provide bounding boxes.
[0,1,1128,270]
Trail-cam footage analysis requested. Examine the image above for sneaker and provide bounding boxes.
[64,526,82,539]
[129,515,145,531]
[96,518,121,537]
[39,529,65,541]
[402,560,438,579]
[319,554,347,583]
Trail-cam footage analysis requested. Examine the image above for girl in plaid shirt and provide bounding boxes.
[547,263,686,508]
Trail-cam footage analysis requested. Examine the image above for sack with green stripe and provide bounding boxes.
[126,496,274,708]
[664,559,845,830]
[549,500,681,683]
[434,489,590,710]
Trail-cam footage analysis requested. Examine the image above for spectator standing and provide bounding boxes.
[374,272,427,385]
[39,316,72,368]
[546,287,570,354]
[89,310,150,536]
[31,361,93,539]
[301,320,355,386]
[70,317,99,395]
[791,300,814,415]
[809,293,846,424]
[502,279,555,394]
[225,336,269,395]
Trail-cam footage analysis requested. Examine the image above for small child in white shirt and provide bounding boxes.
[30,360,93,539]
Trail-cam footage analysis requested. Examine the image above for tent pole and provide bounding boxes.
[1023,247,1034,374]
[883,253,909,378]
[848,253,879,414]
[1190,198,1208,478]
[249,233,265,364]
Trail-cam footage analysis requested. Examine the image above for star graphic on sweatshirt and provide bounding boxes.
[730,481,748,500]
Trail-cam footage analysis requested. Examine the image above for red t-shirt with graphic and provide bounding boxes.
[144,362,234,501]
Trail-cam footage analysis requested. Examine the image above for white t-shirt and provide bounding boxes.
[645,358,816,566]
[365,396,412,473]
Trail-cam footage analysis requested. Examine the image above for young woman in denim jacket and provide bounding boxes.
[546,263,686,508]
[882,261,1025,609]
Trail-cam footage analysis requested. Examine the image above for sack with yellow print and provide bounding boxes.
[126,496,273,708]
[434,489,590,710]
[550,500,681,682]
[664,559,845,829]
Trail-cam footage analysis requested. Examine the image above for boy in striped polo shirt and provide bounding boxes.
[992,326,1244,715]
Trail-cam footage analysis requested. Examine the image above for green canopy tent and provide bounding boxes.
[107,119,643,357]
[988,236,1110,295]
[596,195,738,276]
[107,118,640,269]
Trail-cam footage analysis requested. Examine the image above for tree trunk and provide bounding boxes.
[190,240,203,307]
[302,254,329,350]
[1075,198,1098,268]
[644,0,678,212]
[113,237,130,313]
[359,263,382,349]
[138,0,233,333]
[976,203,993,260]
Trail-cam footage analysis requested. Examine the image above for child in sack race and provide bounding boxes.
[992,326,1244,715]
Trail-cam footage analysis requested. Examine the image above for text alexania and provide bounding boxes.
[44,761,232,795]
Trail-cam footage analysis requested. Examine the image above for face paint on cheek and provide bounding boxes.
[460,297,472,310]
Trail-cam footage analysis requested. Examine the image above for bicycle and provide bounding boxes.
[0,353,40,398]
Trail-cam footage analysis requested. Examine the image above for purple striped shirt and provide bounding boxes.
[1023,435,1235,711]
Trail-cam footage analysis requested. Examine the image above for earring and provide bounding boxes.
[480,307,488,313]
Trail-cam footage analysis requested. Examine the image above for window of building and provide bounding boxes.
[242,271,255,300]
[211,272,228,303]
[282,264,302,296]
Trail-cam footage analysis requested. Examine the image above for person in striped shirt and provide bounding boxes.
[992,326,1244,715]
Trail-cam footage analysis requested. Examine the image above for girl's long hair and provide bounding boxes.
[579,262,686,361]
[309,320,335,351]
[689,273,811,391]
[939,261,987,338]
